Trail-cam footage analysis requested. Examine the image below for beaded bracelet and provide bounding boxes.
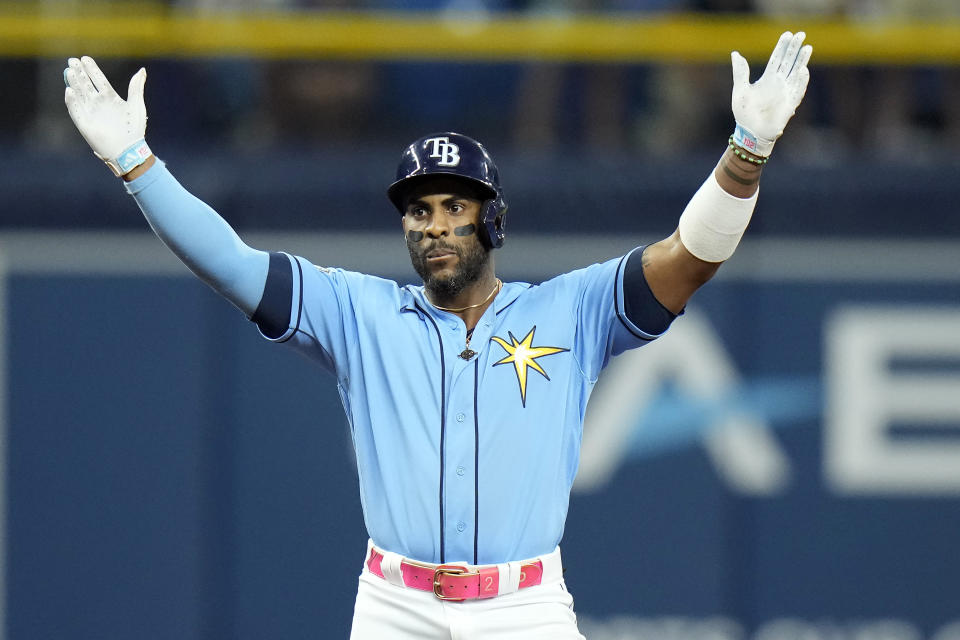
[728,136,769,165]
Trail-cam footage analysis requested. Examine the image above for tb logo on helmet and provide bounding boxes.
[425,136,460,167]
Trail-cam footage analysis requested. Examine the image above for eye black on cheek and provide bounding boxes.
[407,230,424,242]
[453,224,476,237]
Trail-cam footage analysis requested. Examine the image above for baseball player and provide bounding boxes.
[64,31,811,639]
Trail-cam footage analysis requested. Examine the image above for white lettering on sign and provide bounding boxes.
[578,616,952,640]
[825,306,960,494]
[577,311,790,496]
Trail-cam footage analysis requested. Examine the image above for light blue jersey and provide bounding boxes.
[124,161,674,567]
[258,251,663,565]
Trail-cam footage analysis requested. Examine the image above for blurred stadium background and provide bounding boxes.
[1,1,959,639]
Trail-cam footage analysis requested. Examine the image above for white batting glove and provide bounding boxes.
[64,56,151,177]
[730,31,812,157]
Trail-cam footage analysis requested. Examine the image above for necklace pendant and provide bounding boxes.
[459,348,477,361]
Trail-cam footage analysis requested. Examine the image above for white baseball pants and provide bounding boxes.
[349,546,586,639]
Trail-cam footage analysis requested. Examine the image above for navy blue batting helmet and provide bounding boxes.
[387,132,508,249]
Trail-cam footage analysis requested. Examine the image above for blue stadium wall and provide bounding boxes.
[2,231,958,640]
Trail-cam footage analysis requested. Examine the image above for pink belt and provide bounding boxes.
[366,546,544,602]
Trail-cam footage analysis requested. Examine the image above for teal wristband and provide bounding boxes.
[99,138,152,177]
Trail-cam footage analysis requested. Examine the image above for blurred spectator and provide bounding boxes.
[755,0,960,161]
[259,59,380,145]
[512,0,761,154]
[177,0,380,149]
[6,0,957,160]
[361,0,523,148]
[513,0,694,152]
[634,0,754,155]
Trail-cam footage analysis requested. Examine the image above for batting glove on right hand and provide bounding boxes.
[64,56,151,177]
[730,31,812,157]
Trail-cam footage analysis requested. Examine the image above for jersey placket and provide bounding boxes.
[442,319,480,564]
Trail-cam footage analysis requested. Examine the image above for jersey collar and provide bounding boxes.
[399,281,526,316]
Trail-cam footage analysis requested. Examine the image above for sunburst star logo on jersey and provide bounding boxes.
[491,326,568,407]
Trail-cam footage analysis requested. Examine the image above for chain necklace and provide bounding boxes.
[427,279,502,313]
[426,279,502,360]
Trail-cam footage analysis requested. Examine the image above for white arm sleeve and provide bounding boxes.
[124,159,269,317]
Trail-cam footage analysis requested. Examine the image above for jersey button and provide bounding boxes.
[456,412,465,423]
[456,466,465,476]
[456,521,466,532]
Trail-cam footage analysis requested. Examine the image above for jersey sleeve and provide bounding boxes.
[249,251,338,373]
[249,251,392,376]
[566,246,678,380]
[620,246,679,338]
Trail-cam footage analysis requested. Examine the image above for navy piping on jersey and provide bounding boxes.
[283,256,305,344]
[495,285,528,315]
[473,358,480,565]
[415,301,447,563]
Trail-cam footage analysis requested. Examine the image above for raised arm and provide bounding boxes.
[64,56,268,317]
[642,31,813,314]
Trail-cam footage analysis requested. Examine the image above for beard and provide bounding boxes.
[407,236,491,300]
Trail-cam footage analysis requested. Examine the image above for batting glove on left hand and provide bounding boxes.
[730,31,812,157]
[64,56,151,177]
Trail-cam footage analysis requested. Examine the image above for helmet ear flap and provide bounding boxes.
[480,195,508,249]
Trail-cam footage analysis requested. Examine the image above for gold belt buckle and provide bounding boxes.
[433,564,476,601]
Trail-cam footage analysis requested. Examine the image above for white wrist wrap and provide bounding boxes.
[678,170,758,263]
